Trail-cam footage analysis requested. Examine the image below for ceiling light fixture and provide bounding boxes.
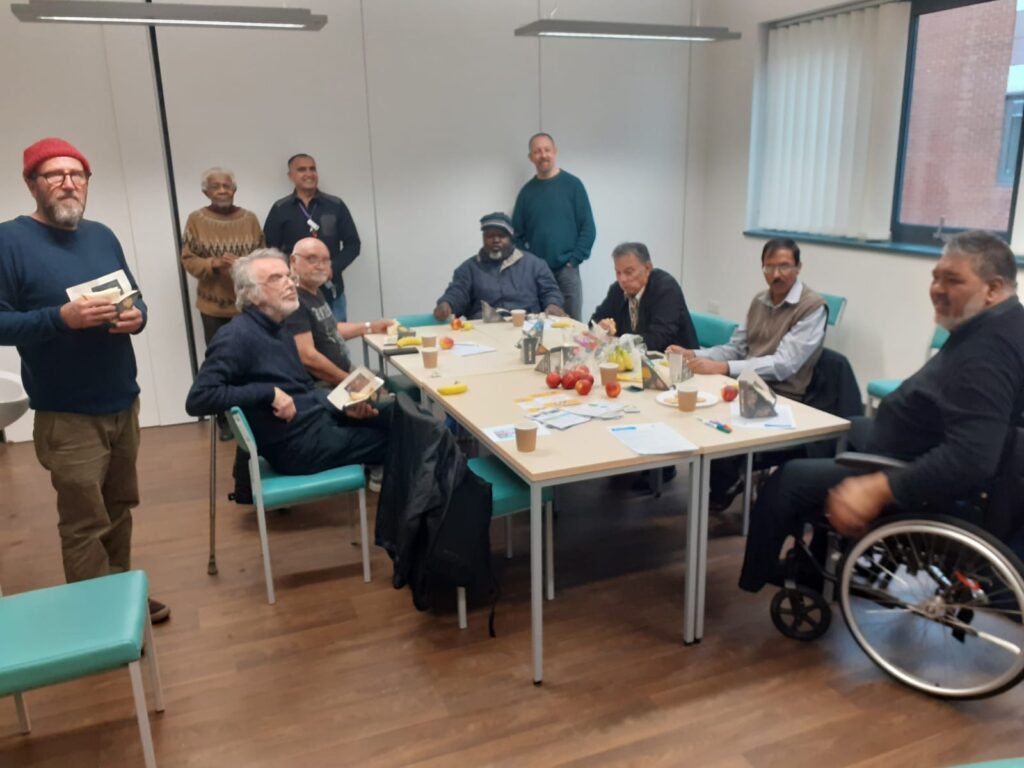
[11,0,327,30]
[514,19,739,42]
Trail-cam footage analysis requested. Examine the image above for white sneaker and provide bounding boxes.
[368,465,383,493]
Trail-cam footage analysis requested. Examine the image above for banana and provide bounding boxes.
[461,321,475,330]
[396,337,422,348]
[437,381,468,396]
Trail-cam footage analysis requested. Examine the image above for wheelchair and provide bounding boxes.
[769,453,1024,701]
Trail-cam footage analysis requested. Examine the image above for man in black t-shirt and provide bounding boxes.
[286,237,389,387]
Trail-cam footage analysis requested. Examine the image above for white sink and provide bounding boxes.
[0,372,29,431]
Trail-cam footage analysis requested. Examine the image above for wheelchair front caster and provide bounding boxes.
[770,586,831,641]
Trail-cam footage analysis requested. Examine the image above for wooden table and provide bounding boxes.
[365,322,849,683]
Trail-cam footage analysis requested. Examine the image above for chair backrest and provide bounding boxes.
[929,326,950,352]
[227,408,265,503]
[395,313,437,328]
[691,311,739,348]
[819,292,847,328]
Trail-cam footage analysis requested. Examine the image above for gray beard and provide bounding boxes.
[46,199,84,229]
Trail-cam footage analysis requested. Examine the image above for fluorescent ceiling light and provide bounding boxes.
[514,19,740,42]
[11,0,327,30]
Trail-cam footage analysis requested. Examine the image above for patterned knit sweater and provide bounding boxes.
[181,206,264,317]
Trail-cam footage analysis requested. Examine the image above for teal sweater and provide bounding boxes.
[512,170,596,271]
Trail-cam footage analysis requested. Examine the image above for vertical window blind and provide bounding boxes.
[753,2,911,239]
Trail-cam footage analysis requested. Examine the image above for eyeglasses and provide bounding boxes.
[299,254,330,266]
[259,273,298,287]
[35,170,91,187]
[762,264,797,275]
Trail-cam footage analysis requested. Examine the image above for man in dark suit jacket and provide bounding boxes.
[590,242,698,352]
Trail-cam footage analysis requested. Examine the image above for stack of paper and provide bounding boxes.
[609,423,697,455]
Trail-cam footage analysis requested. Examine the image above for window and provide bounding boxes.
[892,0,1024,244]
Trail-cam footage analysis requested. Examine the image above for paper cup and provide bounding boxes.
[676,385,698,412]
[514,422,538,452]
[421,335,437,348]
[599,362,619,386]
[422,348,439,369]
[511,309,526,327]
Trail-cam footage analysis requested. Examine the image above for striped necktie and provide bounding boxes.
[628,295,639,332]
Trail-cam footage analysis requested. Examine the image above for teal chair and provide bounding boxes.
[228,407,370,604]
[691,311,738,348]
[457,456,555,629]
[394,312,438,328]
[1,571,164,768]
[866,326,949,413]
[819,292,847,327]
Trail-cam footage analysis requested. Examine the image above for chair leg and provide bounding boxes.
[505,516,514,559]
[143,611,165,713]
[544,501,554,601]
[255,500,276,604]
[13,692,30,734]
[208,418,218,576]
[742,452,754,537]
[128,661,158,768]
[358,489,371,583]
[457,586,467,629]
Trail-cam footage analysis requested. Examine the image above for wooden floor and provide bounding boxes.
[1,421,1023,767]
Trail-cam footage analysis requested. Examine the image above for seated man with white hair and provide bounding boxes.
[185,248,388,479]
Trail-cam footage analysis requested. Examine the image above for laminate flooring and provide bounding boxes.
[1,421,1021,767]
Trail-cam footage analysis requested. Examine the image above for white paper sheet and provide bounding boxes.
[529,408,590,430]
[451,342,496,357]
[483,423,552,442]
[729,403,796,429]
[608,423,697,455]
[563,402,624,420]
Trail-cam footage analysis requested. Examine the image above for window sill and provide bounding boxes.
[743,228,1024,267]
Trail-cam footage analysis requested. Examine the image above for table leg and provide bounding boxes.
[742,452,753,537]
[695,452,712,640]
[362,337,369,368]
[530,483,543,684]
[684,456,701,644]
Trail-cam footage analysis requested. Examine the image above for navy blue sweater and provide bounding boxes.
[185,308,331,449]
[0,216,147,415]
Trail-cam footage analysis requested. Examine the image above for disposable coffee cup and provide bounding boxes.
[422,348,439,369]
[599,362,619,386]
[511,309,526,327]
[677,384,698,412]
[514,422,538,452]
[421,335,437,348]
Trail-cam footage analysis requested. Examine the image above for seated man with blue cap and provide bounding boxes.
[433,212,567,321]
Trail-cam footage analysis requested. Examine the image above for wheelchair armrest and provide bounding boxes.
[835,451,908,471]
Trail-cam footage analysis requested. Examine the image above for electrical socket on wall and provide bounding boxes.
[707,300,720,315]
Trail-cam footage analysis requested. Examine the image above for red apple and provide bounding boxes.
[575,378,593,396]
[605,382,622,398]
[574,364,590,377]
[721,384,739,402]
[440,336,455,350]
[583,374,595,385]
[562,371,578,390]
[546,371,562,389]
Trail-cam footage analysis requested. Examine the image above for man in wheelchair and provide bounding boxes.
[740,230,1024,590]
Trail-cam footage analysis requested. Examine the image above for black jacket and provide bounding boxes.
[375,394,493,610]
[590,268,698,352]
[804,348,864,418]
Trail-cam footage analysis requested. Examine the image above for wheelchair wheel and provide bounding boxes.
[839,515,1024,699]
[770,586,832,641]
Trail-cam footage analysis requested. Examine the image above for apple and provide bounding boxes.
[605,382,622,398]
[546,371,562,389]
[562,371,578,390]
[440,336,455,350]
[721,384,739,402]
[574,364,590,377]
[575,378,593,396]
[583,374,595,385]
[451,317,463,330]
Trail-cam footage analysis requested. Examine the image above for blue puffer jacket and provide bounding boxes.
[437,249,564,318]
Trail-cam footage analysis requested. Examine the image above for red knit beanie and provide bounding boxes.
[23,138,91,179]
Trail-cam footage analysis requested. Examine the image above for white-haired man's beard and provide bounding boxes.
[935,291,987,331]
[46,197,85,229]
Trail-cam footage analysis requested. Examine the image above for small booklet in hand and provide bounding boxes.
[327,366,385,410]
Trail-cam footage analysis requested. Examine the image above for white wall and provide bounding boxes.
[686,0,1024,392]
[2,0,697,442]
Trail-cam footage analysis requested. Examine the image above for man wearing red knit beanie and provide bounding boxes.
[0,137,169,623]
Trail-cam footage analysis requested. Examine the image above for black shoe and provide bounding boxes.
[149,599,171,624]
[229,487,253,505]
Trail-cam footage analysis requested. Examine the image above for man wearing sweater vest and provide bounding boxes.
[667,238,827,509]
[0,138,168,622]
[512,134,596,321]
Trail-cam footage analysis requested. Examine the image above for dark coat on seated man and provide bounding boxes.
[590,242,698,352]
[434,212,566,321]
[739,231,1024,592]
[185,249,388,476]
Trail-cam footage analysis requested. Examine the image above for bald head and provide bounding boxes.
[291,237,332,292]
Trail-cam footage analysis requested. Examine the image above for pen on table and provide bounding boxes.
[699,419,732,434]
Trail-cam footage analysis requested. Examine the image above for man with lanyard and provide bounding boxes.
[263,153,360,321]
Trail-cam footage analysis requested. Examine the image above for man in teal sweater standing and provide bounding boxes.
[512,133,596,320]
